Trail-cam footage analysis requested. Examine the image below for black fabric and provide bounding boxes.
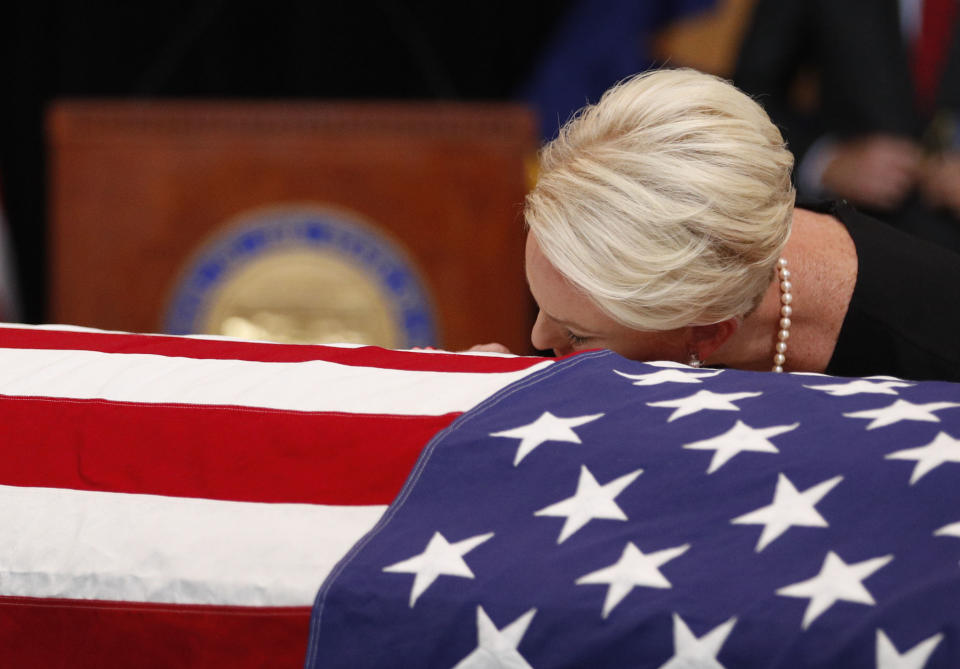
[804,200,960,381]
[734,0,925,160]
[733,0,960,254]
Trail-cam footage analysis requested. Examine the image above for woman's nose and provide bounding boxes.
[531,311,569,356]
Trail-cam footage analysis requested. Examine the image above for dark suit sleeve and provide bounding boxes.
[733,0,822,162]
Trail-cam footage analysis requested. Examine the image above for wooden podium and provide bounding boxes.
[47,101,538,352]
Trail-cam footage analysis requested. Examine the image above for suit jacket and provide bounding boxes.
[733,0,960,251]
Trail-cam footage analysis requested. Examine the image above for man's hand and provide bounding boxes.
[821,135,923,210]
[919,153,960,216]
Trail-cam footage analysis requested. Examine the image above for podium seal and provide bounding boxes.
[164,206,438,347]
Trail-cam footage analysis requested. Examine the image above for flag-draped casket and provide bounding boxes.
[1,324,958,667]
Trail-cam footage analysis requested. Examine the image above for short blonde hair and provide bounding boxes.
[525,68,795,330]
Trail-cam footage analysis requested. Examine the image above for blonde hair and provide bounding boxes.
[525,68,795,330]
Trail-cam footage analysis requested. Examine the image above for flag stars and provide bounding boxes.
[451,606,537,669]
[657,613,737,669]
[489,411,604,466]
[776,551,893,629]
[875,629,944,669]
[934,521,960,538]
[843,399,960,430]
[803,379,914,396]
[614,368,723,386]
[732,473,843,551]
[683,421,799,474]
[647,390,763,422]
[885,432,960,484]
[576,542,690,618]
[382,531,493,607]
[535,465,643,543]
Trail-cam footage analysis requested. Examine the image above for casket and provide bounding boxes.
[1,324,957,668]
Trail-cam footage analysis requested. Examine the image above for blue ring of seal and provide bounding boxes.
[164,209,438,347]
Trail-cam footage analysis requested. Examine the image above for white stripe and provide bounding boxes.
[0,323,142,334]
[0,323,389,346]
[0,484,384,606]
[0,347,551,415]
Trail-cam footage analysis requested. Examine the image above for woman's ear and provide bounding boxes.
[689,318,740,363]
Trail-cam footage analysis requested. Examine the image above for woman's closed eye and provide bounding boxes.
[566,330,589,346]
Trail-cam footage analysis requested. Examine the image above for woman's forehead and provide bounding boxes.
[525,232,616,334]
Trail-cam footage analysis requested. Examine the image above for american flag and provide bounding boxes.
[306,351,960,668]
[0,324,551,668]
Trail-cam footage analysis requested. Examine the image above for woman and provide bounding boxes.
[475,68,960,381]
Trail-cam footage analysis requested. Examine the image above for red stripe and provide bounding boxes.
[0,326,547,372]
[0,595,309,669]
[0,395,454,504]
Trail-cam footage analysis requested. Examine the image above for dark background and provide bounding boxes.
[0,1,573,323]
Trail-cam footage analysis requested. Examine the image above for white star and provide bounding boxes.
[614,368,723,386]
[451,606,536,669]
[683,420,799,474]
[647,360,713,370]
[658,613,737,669]
[876,629,943,669]
[843,400,960,430]
[886,432,960,484]
[382,531,493,607]
[647,390,763,422]
[804,379,914,396]
[535,465,643,543]
[732,473,843,551]
[777,551,893,629]
[490,411,604,466]
[934,521,960,538]
[576,542,690,618]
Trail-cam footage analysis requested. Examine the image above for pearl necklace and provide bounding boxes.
[773,258,792,372]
